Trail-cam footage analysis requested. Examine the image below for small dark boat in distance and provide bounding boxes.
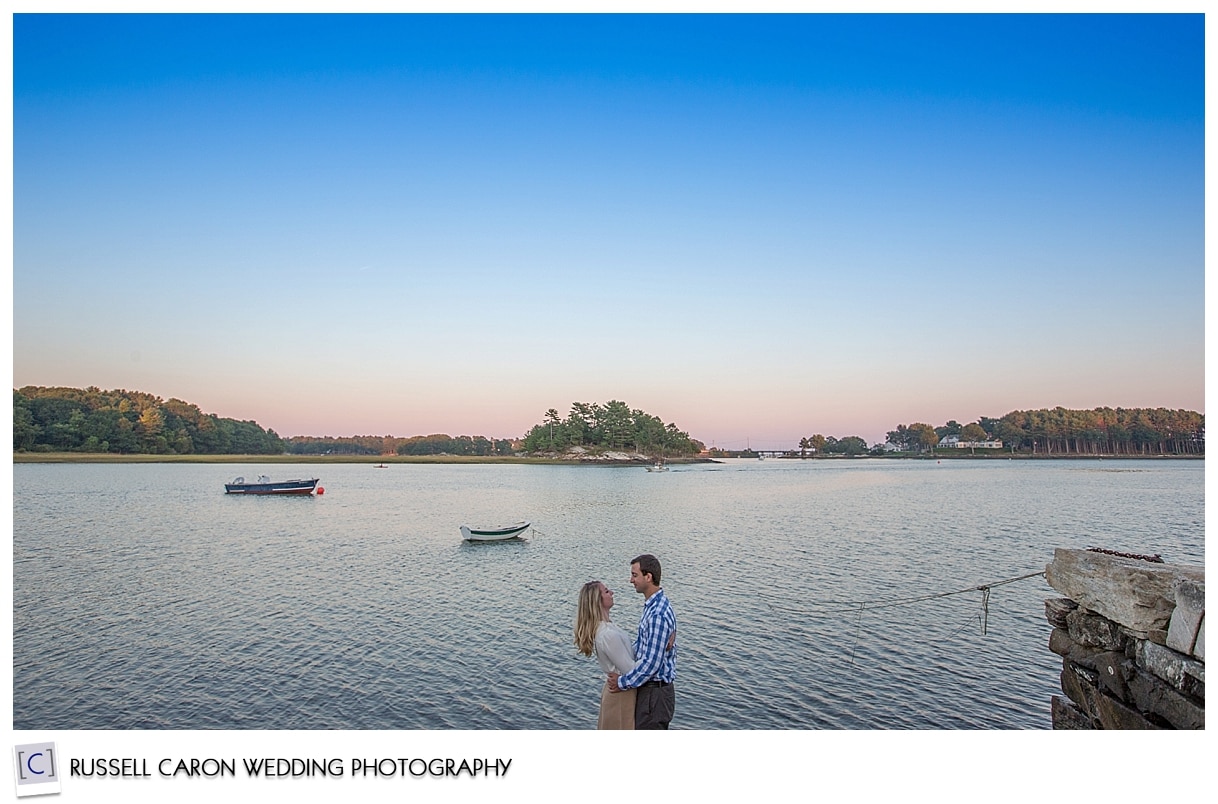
[225,475,321,495]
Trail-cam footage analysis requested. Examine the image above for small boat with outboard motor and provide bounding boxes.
[224,475,322,495]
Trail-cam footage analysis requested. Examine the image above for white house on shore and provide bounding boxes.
[938,435,1004,449]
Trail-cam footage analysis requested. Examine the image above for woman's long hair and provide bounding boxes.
[574,581,605,657]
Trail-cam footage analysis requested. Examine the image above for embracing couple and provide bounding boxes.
[574,553,677,730]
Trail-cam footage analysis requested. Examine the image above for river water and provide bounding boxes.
[11,458,1204,730]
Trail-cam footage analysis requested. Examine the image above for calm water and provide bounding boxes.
[12,458,1204,730]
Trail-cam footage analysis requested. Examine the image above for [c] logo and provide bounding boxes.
[12,742,61,797]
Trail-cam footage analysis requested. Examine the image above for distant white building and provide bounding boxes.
[939,435,1003,449]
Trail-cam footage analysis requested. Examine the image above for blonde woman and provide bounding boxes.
[574,580,637,729]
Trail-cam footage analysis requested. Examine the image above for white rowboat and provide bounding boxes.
[460,521,531,541]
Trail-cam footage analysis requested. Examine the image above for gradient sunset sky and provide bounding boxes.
[12,13,1204,450]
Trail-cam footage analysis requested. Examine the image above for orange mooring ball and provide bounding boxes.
[317,487,325,495]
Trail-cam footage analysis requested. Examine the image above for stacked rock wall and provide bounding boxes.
[1044,548,1204,729]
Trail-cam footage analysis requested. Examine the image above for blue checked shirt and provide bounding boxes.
[616,588,676,689]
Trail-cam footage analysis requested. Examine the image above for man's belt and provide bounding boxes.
[640,680,671,688]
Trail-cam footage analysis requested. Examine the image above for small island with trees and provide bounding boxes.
[12,386,1203,461]
[518,400,704,461]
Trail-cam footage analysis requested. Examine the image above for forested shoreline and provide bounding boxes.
[11,391,704,458]
[14,387,284,455]
[284,433,515,457]
[882,407,1203,456]
[12,386,1204,458]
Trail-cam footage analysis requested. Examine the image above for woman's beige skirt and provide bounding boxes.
[597,680,636,730]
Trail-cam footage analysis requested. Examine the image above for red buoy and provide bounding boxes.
[316,487,325,495]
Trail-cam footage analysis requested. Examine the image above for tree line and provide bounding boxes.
[881,407,1203,455]
[520,400,704,456]
[284,434,514,456]
[792,434,871,457]
[14,386,521,458]
[15,388,1201,459]
[14,386,285,455]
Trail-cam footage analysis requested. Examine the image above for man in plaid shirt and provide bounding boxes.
[608,554,677,729]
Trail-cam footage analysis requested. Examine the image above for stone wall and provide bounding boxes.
[1044,548,1204,729]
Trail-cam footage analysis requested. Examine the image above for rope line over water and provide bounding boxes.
[762,570,1047,619]
[764,570,1048,664]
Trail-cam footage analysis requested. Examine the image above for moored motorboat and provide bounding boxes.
[460,521,531,541]
[225,475,320,495]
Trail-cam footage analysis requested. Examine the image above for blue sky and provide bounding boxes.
[12,14,1204,448]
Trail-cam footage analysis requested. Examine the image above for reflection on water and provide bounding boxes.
[12,458,1203,729]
